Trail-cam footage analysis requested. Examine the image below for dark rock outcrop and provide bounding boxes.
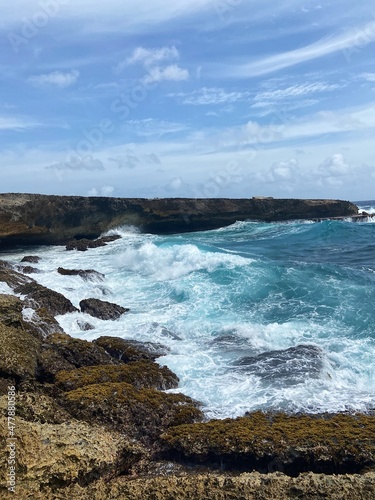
[0,261,77,317]
[79,298,129,320]
[0,286,63,340]
[25,306,64,339]
[21,255,41,263]
[0,259,30,288]
[235,344,323,385]
[93,336,169,361]
[76,319,95,331]
[57,268,105,280]
[21,265,40,274]
[43,333,120,370]
[65,235,121,251]
[0,193,359,247]
[15,281,78,316]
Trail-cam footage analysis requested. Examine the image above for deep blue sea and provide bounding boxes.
[1,201,375,419]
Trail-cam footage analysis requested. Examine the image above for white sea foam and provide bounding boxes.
[357,200,375,214]
[102,224,141,237]
[0,281,14,295]
[115,242,250,281]
[22,307,36,322]
[1,220,374,418]
[358,207,375,214]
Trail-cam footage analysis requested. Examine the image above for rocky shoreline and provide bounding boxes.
[0,198,374,498]
[0,236,374,499]
[0,194,359,247]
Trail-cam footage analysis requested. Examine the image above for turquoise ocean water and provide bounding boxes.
[1,201,375,418]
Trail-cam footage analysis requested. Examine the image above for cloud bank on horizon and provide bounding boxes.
[1,0,375,200]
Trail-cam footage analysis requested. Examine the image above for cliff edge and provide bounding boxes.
[0,194,358,247]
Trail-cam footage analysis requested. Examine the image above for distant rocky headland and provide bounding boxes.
[0,193,359,247]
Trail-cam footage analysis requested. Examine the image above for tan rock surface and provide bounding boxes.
[3,471,375,499]
[0,415,144,498]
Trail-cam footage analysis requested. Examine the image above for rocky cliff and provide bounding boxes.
[0,193,358,247]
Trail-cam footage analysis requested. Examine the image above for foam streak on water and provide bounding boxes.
[1,201,375,418]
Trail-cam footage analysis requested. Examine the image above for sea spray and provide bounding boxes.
[1,203,375,418]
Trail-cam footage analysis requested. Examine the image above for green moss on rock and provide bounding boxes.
[0,294,24,328]
[55,361,179,391]
[32,471,375,500]
[0,392,71,424]
[161,411,375,474]
[62,382,203,442]
[0,322,41,380]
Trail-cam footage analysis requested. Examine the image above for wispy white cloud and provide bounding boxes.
[169,87,250,105]
[254,100,319,117]
[1,0,215,28]
[251,81,344,115]
[361,73,375,83]
[127,46,179,67]
[283,103,375,140]
[1,0,363,35]
[217,21,375,78]
[2,0,375,200]
[143,64,189,84]
[0,115,41,130]
[114,45,189,84]
[179,101,375,153]
[114,45,180,74]
[29,70,80,88]
[124,119,188,137]
[253,82,343,107]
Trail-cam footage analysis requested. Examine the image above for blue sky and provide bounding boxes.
[1,0,375,200]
